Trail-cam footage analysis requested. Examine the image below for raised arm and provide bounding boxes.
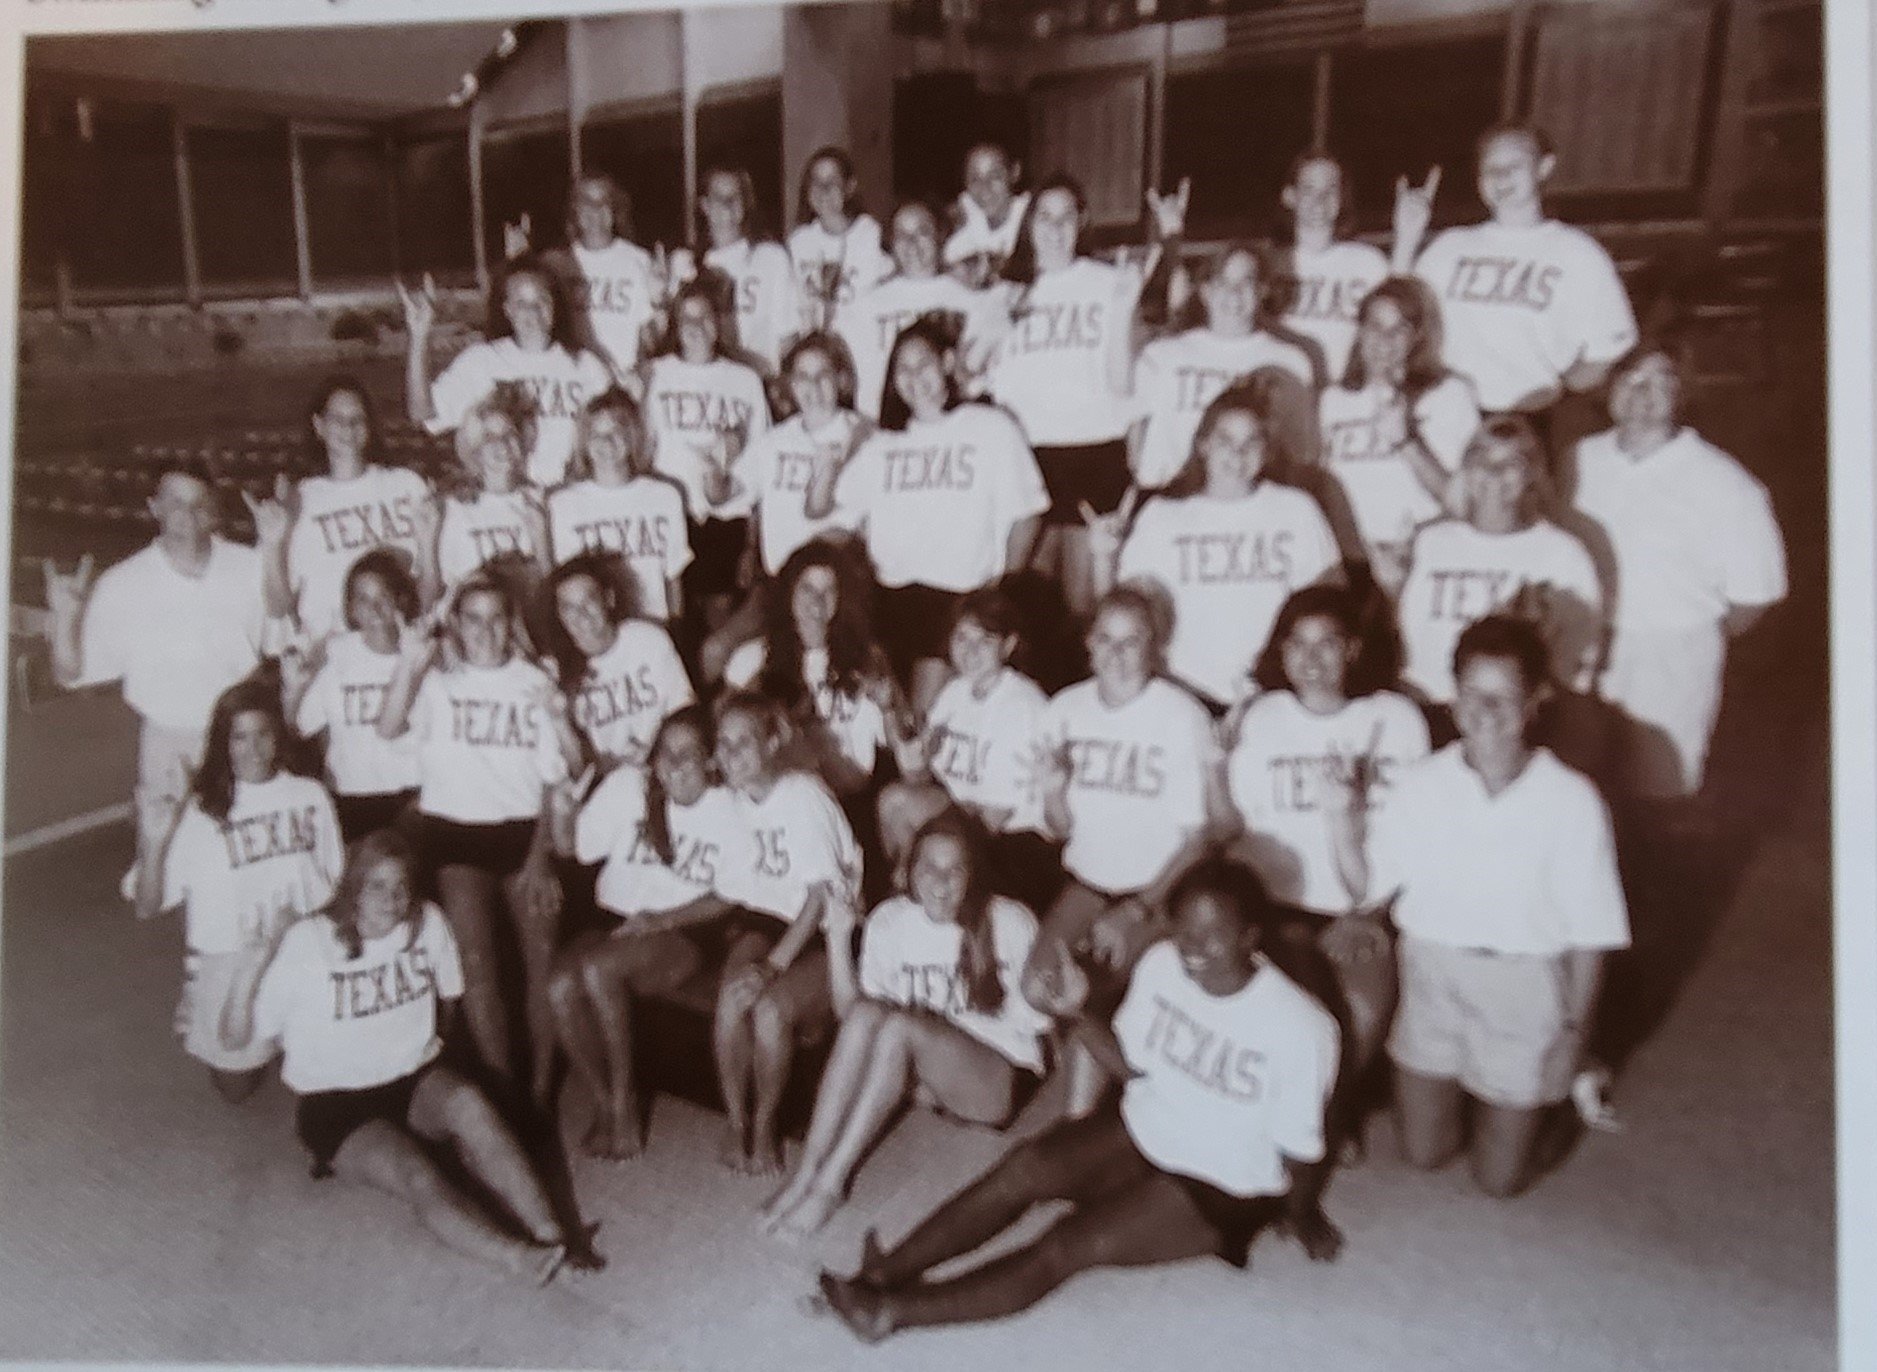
[398,275,441,427]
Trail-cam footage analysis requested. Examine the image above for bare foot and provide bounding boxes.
[819,1272,893,1344]
[717,1121,749,1172]
[761,1168,813,1229]
[776,1184,841,1238]
[525,1242,569,1287]
[746,1139,785,1179]
[603,1103,645,1161]
[580,1115,614,1159]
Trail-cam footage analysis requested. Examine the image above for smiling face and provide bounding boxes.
[149,472,218,559]
[1462,437,1534,532]
[789,345,842,425]
[454,586,511,668]
[714,706,779,794]
[466,408,526,492]
[1087,600,1154,699]
[1280,612,1355,704]
[1477,130,1550,223]
[1028,186,1081,272]
[1284,157,1343,240]
[891,333,950,419]
[909,831,971,925]
[1199,406,1265,496]
[1453,652,1539,767]
[503,270,555,348]
[583,406,637,482]
[227,708,279,786]
[571,177,616,248]
[701,171,748,248]
[805,155,852,231]
[554,572,617,660]
[964,146,1017,223]
[1171,888,1258,998]
[313,388,371,471]
[949,614,1013,690]
[790,564,840,648]
[347,568,404,649]
[1201,249,1261,335]
[675,293,720,363]
[1356,295,1415,386]
[1608,352,1680,434]
[652,718,712,807]
[890,203,941,279]
[354,854,416,942]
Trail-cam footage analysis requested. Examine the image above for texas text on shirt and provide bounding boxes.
[164,773,345,955]
[1116,487,1341,706]
[744,412,864,577]
[76,536,267,734]
[925,666,1050,834]
[833,404,1049,592]
[575,767,747,919]
[253,903,465,1095]
[547,477,693,621]
[718,770,862,922]
[643,355,773,522]
[722,641,887,779]
[436,489,543,589]
[1318,376,1481,555]
[1269,240,1391,382]
[789,216,893,332]
[858,894,1049,1071]
[1412,220,1637,413]
[1396,518,1603,703]
[989,259,1131,447]
[409,659,570,824]
[296,632,421,799]
[425,338,611,488]
[288,467,432,640]
[703,239,797,374]
[567,238,659,376]
[1226,690,1431,914]
[1367,744,1630,957]
[1113,941,1339,1198]
[1129,330,1317,490]
[1041,677,1218,896]
[568,620,695,767]
[834,274,993,419]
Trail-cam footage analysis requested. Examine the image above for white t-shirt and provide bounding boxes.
[718,771,862,922]
[859,894,1049,1071]
[924,667,1050,834]
[569,238,659,375]
[642,354,773,522]
[1369,744,1630,956]
[77,537,266,733]
[723,641,887,778]
[1116,487,1341,705]
[568,620,694,767]
[1270,240,1391,381]
[835,273,993,419]
[425,337,611,487]
[1318,376,1481,554]
[255,904,464,1095]
[1413,220,1638,412]
[942,192,1031,272]
[1040,678,1218,894]
[1397,518,1604,703]
[1226,690,1430,915]
[295,631,421,798]
[834,404,1049,592]
[990,259,1133,446]
[789,216,894,331]
[1571,427,1787,633]
[1129,329,1316,490]
[702,239,798,374]
[575,770,746,920]
[409,658,568,824]
[744,411,865,576]
[547,477,692,621]
[436,488,543,590]
[287,467,432,641]
[1114,945,1338,1197]
[163,773,344,956]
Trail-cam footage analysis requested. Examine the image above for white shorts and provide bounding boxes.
[176,950,279,1074]
[1599,623,1727,800]
[137,720,207,855]
[1388,936,1581,1110]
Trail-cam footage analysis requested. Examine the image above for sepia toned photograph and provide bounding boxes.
[0,1,1846,1368]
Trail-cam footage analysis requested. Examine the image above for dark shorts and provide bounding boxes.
[683,906,793,971]
[684,516,751,602]
[334,790,418,849]
[877,583,965,679]
[1036,440,1130,526]
[987,829,1067,916]
[419,814,536,878]
[1169,1169,1289,1269]
[295,1066,429,1179]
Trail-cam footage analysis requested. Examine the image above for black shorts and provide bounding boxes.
[419,814,536,878]
[334,790,418,849]
[295,1066,429,1179]
[1036,440,1130,526]
[1169,1169,1288,1269]
[987,829,1066,916]
[684,516,751,602]
[876,583,964,679]
[683,906,793,970]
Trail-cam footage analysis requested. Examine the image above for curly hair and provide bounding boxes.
[757,538,882,718]
[902,806,1005,1016]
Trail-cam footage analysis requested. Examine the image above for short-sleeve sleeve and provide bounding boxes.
[1721,477,1788,609]
[797,781,862,905]
[427,343,497,434]
[1415,377,1482,472]
[250,927,303,1046]
[296,662,336,738]
[423,904,467,1000]
[1114,500,1168,588]
[576,350,612,402]
[1292,494,1342,588]
[1269,995,1338,1164]
[831,439,877,525]
[645,626,697,713]
[1548,780,1630,952]
[988,411,1050,526]
[660,485,696,579]
[722,639,765,691]
[161,805,211,912]
[311,788,345,907]
[75,565,133,688]
[857,907,899,1002]
[575,765,642,866]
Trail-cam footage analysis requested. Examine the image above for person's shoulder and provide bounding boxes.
[1540,219,1619,260]
[1257,481,1328,519]
[1670,428,1770,496]
[277,771,336,805]
[506,656,555,691]
[993,667,1050,711]
[780,768,844,814]
[277,914,333,964]
[723,637,765,686]
[1129,938,1182,988]
[753,240,793,271]
[1331,238,1390,272]
[989,893,1041,939]
[1418,223,1477,258]
[865,893,920,930]
[1359,689,1428,730]
[1253,962,1341,1040]
[1526,747,1605,809]
[1047,677,1097,713]
[416,901,458,951]
[1144,676,1211,723]
[211,537,263,576]
[1239,688,1301,731]
[1410,516,1470,552]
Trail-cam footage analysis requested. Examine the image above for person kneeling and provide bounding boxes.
[817,856,1341,1341]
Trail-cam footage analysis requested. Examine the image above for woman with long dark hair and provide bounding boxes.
[789,146,893,337]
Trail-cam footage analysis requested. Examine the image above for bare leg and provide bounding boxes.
[210,1066,268,1103]
[763,1001,891,1227]
[506,867,563,1112]
[1055,526,1096,618]
[408,1068,560,1245]
[583,931,701,1159]
[332,1120,554,1281]
[1469,1099,1548,1198]
[1393,1064,1467,1170]
[546,947,612,1156]
[436,865,511,1088]
[713,942,769,1171]
[748,951,832,1178]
